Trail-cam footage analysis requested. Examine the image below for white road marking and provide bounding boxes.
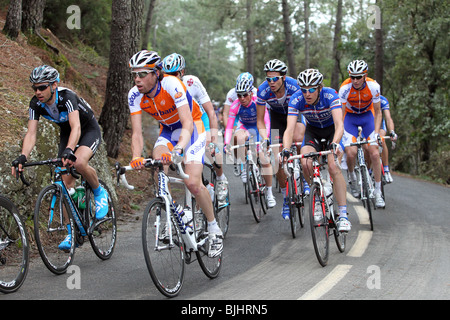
[298,264,353,300]
[347,230,373,257]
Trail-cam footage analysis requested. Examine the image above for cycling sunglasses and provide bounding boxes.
[237,92,251,98]
[132,70,155,78]
[31,84,51,92]
[350,75,364,80]
[301,86,319,94]
[266,76,281,83]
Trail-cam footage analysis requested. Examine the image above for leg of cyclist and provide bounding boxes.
[295,117,309,194]
[342,116,360,198]
[233,127,249,184]
[328,152,351,232]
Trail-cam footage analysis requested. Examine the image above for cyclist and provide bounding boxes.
[161,53,229,202]
[128,50,222,257]
[379,95,397,183]
[339,60,384,208]
[11,65,109,250]
[256,59,308,220]
[223,73,276,208]
[283,69,350,232]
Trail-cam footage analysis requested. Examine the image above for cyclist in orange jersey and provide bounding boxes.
[339,60,384,208]
[128,50,222,257]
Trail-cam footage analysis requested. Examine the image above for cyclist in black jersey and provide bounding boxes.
[11,65,108,250]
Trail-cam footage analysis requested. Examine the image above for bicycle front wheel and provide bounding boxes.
[309,184,329,267]
[0,195,29,293]
[361,167,374,231]
[34,185,75,275]
[142,198,185,298]
[85,180,117,260]
[287,174,299,238]
[247,165,263,223]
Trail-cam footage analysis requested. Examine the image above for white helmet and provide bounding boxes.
[162,53,185,73]
[347,60,368,76]
[264,59,288,75]
[30,65,60,83]
[129,50,161,69]
[235,72,254,93]
[297,69,323,87]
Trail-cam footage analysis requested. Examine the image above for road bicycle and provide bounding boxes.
[344,127,391,230]
[17,158,117,275]
[115,158,222,298]
[289,148,346,267]
[229,140,268,223]
[273,142,306,238]
[203,144,230,237]
[0,195,29,293]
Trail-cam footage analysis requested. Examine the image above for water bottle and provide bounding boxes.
[324,181,333,212]
[69,187,76,198]
[76,186,86,209]
[173,202,193,234]
[206,183,215,202]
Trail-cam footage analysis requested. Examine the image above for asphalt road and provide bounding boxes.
[2,163,449,303]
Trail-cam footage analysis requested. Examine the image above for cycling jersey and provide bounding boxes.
[224,96,270,145]
[288,87,341,128]
[29,87,101,155]
[380,95,390,132]
[183,74,211,131]
[339,77,380,115]
[256,76,300,115]
[128,74,206,163]
[29,87,96,132]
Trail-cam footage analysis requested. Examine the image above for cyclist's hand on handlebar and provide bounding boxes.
[390,130,398,142]
[11,154,27,176]
[375,133,383,147]
[261,138,270,152]
[331,142,343,157]
[279,148,292,163]
[61,147,77,167]
[171,145,184,165]
[130,156,145,169]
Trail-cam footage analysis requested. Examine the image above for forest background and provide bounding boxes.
[1,0,449,188]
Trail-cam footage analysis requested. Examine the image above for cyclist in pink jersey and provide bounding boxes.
[224,74,276,208]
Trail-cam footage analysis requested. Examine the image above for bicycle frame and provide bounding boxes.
[117,160,207,253]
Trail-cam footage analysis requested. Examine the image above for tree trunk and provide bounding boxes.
[304,0,310,69]
[141,0,157,50]
[374,0,384,92]
[281,0,296,77]
[3,0,22,39]
[331,0,343,90]
[99,0,143,158]
[245,0,255,75]
[21,0,45,33]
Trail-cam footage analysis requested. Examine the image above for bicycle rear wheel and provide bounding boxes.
[142,198,185,298]
[34,185,75,275]
[309,184,329,267]
[85,180,117,260]
[287,173,299,238]
[0,195,29,293]
[247,164,264,223]
[193,198,222,279]
[361,167,374,231]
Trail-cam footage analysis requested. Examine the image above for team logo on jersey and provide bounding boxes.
[187,78,194,86]
[175,92,183,99]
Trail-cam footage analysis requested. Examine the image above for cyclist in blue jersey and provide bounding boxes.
[11,65,109,249]
[283,69,350,232]
[379,95,397,183]
[256,59,308,219]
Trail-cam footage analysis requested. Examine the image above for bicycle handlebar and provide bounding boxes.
[15,158,80,186]
[115,158,189,190]
[343,135,391,148]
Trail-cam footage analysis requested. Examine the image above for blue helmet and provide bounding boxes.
[235,72,254,93]
[162,53,186,73]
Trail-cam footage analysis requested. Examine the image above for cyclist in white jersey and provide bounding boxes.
[162,53,229,201]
